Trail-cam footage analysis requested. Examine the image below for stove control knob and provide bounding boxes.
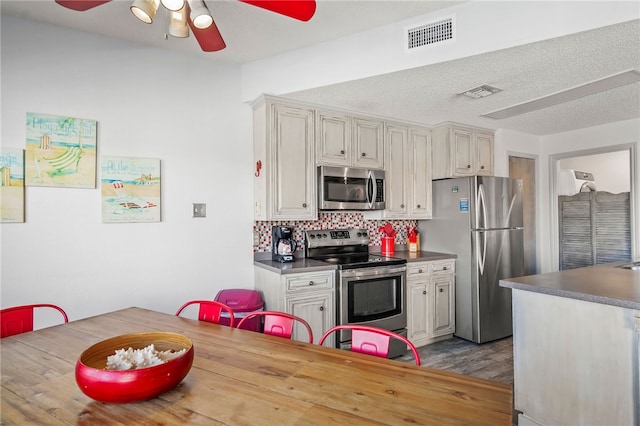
[309,234,315,239]
[315,233,322,239]
[323,233,328,238]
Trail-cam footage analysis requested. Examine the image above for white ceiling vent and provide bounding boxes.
[407,16,454,50]
[460,84,503,99]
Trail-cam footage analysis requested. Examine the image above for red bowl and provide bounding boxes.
[75,332,194,403]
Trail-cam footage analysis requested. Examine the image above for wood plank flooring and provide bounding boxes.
[397,336,514,385]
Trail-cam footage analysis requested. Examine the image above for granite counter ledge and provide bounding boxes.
[253,258,337,275]
[500,261,640,310]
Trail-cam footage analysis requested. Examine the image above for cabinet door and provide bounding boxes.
[271,104,315,219]
[286,292,334,345]
[408,282,430,345]
[384,124,409,218]
[475,132,494,175]
[432,276,455,336]
[451,128,474,176]
[316,111,351,166]
[410,128,432,219]
[352,117,384,169]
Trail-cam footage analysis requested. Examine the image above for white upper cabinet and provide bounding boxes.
[431,124,494,179]
[316,111,351,166]
[253,97,316,221]
[316,110,384,169]
[384,123,432,219]
[352,116,384,169]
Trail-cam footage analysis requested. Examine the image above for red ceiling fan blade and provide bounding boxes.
[239,0,316,22]
[188,20,226,52]
[55,0,112,12]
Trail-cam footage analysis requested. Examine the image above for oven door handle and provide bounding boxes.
[340,265,406,279]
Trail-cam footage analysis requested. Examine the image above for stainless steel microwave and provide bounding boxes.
[318,166,385,210]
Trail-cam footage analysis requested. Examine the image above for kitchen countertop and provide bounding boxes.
[500,261,640,310]
[254,250,456,274]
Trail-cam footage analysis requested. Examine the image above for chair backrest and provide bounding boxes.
[175,300,235,327]
[318,324,421,366]
[236,311,313,344]
[1,304,69,338]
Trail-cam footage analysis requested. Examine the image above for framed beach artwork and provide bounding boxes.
[25,112,97,188]
[0,148,25,223]
[101,156,161,223]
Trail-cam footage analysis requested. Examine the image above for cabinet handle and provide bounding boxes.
[422,290,427,295]
[340,150,345,155]
[418,269,423,273]
[400,204,405,208]
[319,306,324,311]
[361,152,366,157]
[308,281,314,286]
[302,203,307,208]
[481,165,485,170]
[439,288,444,293]
[467,164,471,169]
[442,266,447,271]
[416,204,421,208]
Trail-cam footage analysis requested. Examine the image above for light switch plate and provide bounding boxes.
[193,203,206,218]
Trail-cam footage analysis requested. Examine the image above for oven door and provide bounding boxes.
[337,265,407,354]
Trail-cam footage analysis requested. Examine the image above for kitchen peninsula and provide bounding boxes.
[500,262,640,426]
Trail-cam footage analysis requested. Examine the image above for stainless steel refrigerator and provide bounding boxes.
[419,176,524,343]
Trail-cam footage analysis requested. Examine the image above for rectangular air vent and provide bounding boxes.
[460,84,503,99]
[407,17,454,50]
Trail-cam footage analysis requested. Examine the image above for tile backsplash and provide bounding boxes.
[254,212,417,253]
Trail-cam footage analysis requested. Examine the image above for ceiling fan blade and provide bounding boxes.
[188,20,226,52]
[55,0,112,11]
[239,0,316,22]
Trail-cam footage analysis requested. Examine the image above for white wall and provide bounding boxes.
[558,151,630,193]
[1,16,255,324]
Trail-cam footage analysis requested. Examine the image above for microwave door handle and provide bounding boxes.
[367,171,375,208]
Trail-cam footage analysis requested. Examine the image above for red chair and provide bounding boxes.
[236,311,313,344]
[1,304,69,338]
[175,300,235,327]
[319,324,421,366]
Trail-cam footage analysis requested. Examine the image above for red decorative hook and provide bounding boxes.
[255,160,262,177]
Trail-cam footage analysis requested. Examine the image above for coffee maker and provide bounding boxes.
[272,226,297,263]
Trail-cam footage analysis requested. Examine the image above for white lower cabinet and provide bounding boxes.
[407,260,455,348]
[254,267,335,346]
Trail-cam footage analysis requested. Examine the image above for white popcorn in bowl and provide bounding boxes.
[106,344,187,370]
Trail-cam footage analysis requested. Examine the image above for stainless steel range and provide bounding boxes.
[305,228,408,358]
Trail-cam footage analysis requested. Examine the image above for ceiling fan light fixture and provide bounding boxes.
[188,0,213,29]
[169,6,190,38]
[131,0,160,24]
[161,0,185,11]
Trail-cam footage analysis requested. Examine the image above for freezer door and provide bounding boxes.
[471,228,524,343]
[474,176,524,230]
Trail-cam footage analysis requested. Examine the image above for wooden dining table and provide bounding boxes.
[1,307,512,425]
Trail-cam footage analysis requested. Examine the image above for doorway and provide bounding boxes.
[509,155,537,275]
[550,144,636,271]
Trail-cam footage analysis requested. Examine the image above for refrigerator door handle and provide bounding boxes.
[476,230,486,275]
[476,183,487,275]
[477,183,488,230]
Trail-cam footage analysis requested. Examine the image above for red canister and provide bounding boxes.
[381,236,394,255]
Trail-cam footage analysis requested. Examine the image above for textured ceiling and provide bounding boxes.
[285,20,640,135]
[2,1,639,136]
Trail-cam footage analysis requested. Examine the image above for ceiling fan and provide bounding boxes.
[54,0,317,52]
